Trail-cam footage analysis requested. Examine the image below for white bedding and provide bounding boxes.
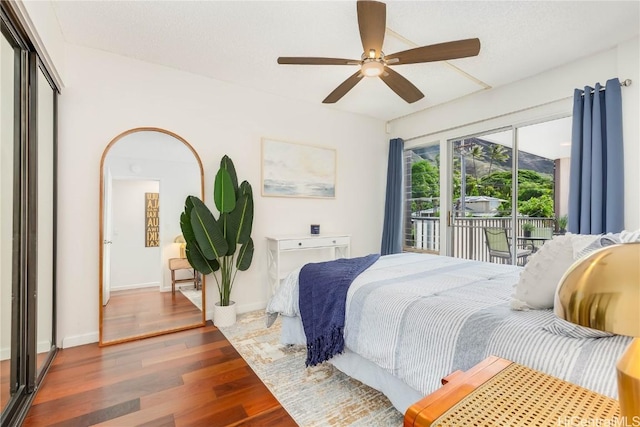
[267,252,631,413]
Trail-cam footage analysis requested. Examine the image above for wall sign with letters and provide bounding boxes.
[145,192,159,247]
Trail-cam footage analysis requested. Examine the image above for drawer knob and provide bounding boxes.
[333,240,336,244]
[298,242,302,246]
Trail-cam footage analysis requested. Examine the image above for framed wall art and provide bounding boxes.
[261,138,336,198]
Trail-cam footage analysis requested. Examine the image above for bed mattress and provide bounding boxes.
[268,252,631,413]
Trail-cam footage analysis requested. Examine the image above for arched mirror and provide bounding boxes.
[99,128,205,345]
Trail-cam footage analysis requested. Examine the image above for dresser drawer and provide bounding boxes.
[279,236,349,250]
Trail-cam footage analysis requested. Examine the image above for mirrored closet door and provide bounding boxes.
[1,4,58,426]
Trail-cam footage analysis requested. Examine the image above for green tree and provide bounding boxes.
[411,159,440,215]
[520,194,554,217]
[487,144,508,176]
[411,160,439,199]
[469,145,483,181]
[481,170,554,217]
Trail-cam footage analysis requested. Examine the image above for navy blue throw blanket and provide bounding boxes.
[299,254,380,366]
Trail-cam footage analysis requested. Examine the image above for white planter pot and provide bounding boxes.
[213,301,237,327]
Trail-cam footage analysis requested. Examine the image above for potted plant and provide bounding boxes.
[180,155,254,327]
[522,222,535,237]
[557,215,568,234]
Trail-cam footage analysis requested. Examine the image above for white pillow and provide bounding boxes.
[571,233,602,259]
[511,234,575,310]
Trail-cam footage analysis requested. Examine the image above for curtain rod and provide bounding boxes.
[403,78,632,143]
[581,78,632,93]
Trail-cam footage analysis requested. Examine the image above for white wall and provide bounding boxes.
[15,0,66,87]
[105,135,202,292]
[110,179,160,290]
[56,45,388,347]
[393,37,640,233]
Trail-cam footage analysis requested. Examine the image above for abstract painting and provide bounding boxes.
[261,138,336,198]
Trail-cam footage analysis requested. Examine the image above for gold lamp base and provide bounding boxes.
[617,337,640,423]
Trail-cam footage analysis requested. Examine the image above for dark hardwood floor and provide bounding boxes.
[22,323,298,426]
[102,287,203,343]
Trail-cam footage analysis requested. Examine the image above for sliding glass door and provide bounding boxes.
[403,142,440,253]
[446,117,571,266]
[449,128,517,264]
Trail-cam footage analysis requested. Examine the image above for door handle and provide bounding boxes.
[104,240,112,244]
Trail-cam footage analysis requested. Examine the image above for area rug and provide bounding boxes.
[218,310,404,427]
[178,286,202,310]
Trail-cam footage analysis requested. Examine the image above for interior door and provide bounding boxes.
[102,168,112,306]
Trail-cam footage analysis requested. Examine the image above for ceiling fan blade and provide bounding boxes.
[357,0,386,57]
[386,38,481,65]
[278,57,360,66]
[323,71,364,103]
[379,67,424,103]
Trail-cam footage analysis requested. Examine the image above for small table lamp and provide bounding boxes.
[555,242,640,422]
[174,234,187,258]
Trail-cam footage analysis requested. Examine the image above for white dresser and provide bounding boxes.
[266,234,351,295]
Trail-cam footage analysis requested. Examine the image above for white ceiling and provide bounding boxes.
[51,1,640,122]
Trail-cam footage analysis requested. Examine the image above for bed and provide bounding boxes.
[266,252,631,415]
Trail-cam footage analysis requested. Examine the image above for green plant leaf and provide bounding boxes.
[229,192,253,245]
[214,168,236,214]
[219,212,237,256]
[179,156,254,306]
[189,197,228,260]
[181,196,220,274]
[236,238,254,271]
[220,155,238,192]
[180,196,196,243]
[185,242,217,274]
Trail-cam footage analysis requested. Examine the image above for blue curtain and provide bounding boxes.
[381,138,404,255]
[568,78,624,234]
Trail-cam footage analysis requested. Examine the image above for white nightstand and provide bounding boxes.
[266,234,351,295]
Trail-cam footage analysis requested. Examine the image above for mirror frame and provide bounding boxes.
[98,127,205,346]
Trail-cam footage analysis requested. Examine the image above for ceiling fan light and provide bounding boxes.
[361,60,384,77]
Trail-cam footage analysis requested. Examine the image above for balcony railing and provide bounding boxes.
[406,216,557,264]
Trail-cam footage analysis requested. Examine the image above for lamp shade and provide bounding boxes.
[555,242,640,337]
[174,234,187,258]
[556,242,640,425]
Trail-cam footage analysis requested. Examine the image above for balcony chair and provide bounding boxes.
[527,227,554,252]
[483,227,531,266]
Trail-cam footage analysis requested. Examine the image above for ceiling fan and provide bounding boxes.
[277,0,480,104]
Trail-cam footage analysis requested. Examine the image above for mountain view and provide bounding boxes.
[411,137,555,177]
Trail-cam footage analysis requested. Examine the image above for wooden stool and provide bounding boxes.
[168,258,201,294]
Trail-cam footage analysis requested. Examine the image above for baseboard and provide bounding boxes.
[38,339,52,353]
[62,331,99,348]
[61,302,267,346]
[205,301,266,322]
[110,281,159,291]
[237,301,267,314]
